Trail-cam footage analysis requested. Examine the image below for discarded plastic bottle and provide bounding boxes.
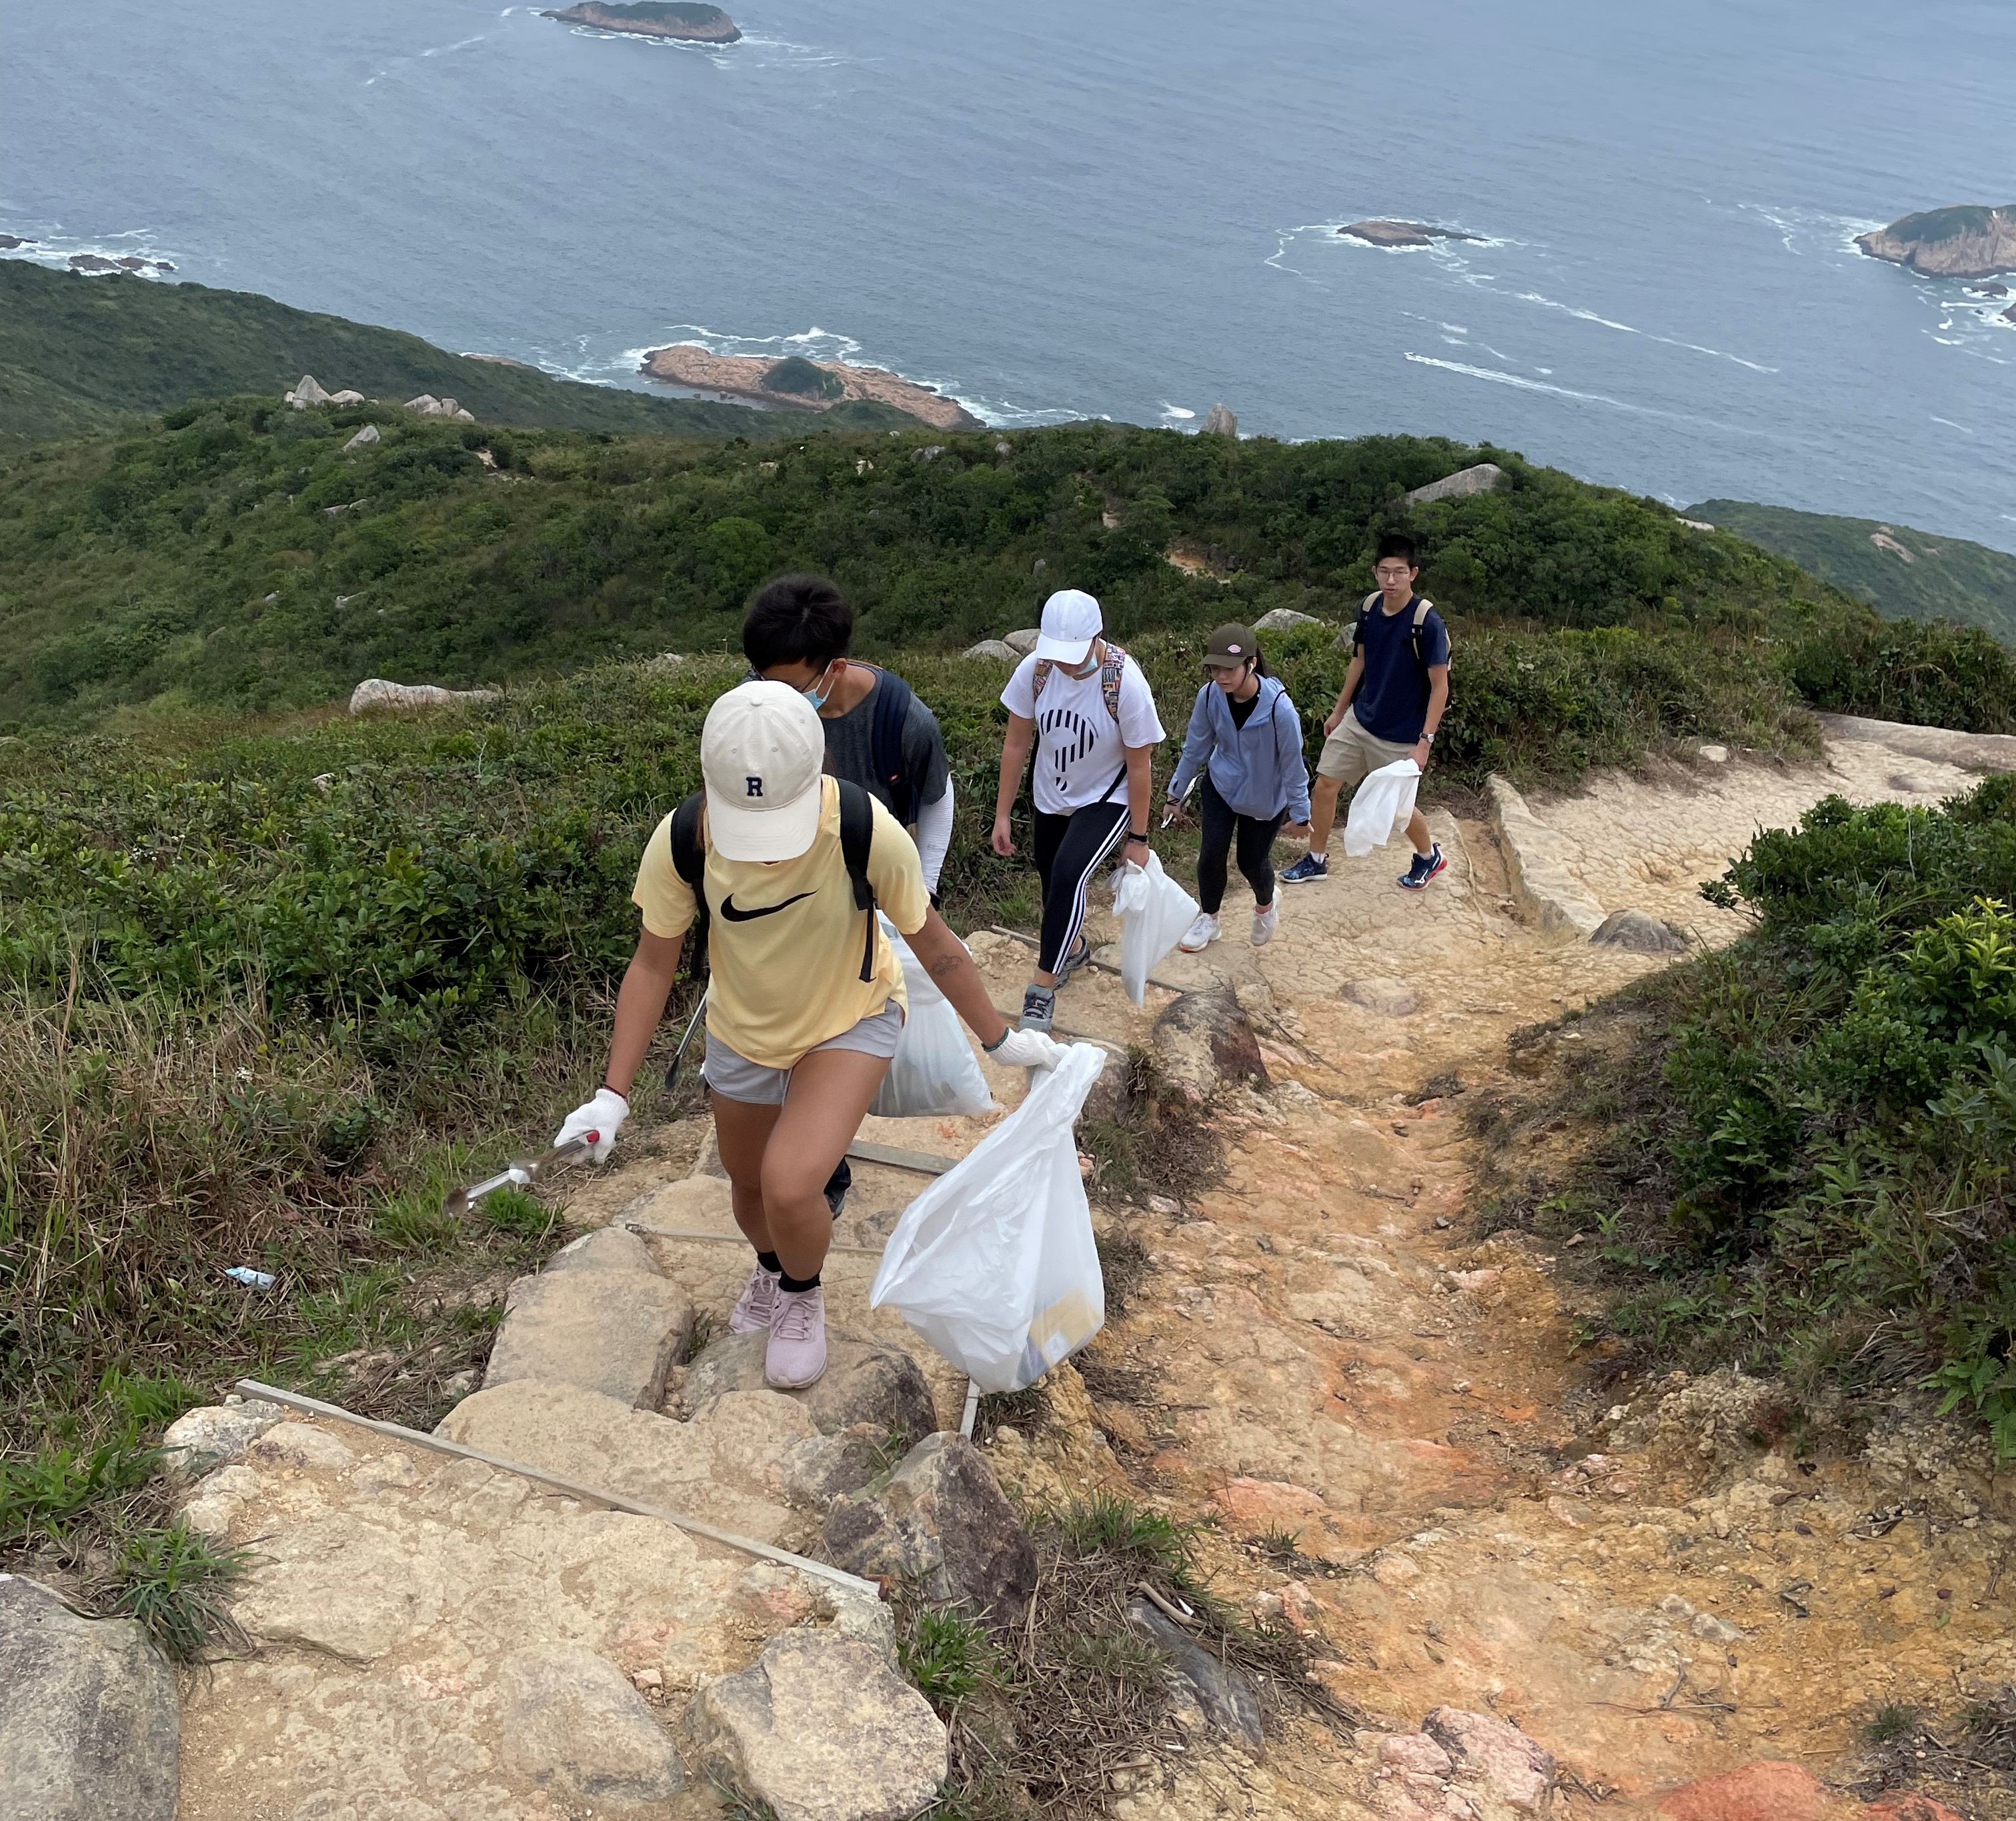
[223,1266,277,1289]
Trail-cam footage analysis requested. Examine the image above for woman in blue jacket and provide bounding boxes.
[1165,622,1312,950]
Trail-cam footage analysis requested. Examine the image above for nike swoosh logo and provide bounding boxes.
[719,891,816,922]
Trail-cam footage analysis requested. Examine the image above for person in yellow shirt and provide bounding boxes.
[554,681,1064,1390]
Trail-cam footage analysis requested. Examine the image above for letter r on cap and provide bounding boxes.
[746,777,764,797]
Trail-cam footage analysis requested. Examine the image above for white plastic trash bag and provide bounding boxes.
[1112,852,1199,1007]
[870,1042,1108,1392]
[870,916,994,1119]
[1342,757,1422,857]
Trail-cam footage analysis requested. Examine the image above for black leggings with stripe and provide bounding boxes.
[1032,799,1131,975]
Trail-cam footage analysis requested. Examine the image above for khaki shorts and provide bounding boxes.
[1316,708,1416,789]
[702,1000,904,1106]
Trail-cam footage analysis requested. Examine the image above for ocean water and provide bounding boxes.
[5,0,2013,549]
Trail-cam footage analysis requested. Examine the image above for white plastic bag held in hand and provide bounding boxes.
[1342,757,1421,857]
[1112,853,1199,1007]
[869,917,994,1119]
[871,1043,1108,1392]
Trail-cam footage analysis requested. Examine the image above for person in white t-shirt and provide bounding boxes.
[990,589,1166,1034]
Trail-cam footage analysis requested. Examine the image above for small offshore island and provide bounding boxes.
[639,345,982,429]
[543,2,741,43]
[1337,219,1482,249]
[1857,205,2016,280]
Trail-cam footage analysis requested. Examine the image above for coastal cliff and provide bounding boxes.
[1857,205,2016,280]
[543,2,740,43]
[640,345,981,430]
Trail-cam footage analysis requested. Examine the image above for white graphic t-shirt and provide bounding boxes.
[1001,649,1166,815]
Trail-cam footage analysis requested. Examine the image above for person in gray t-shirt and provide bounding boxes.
[742,575,954,891]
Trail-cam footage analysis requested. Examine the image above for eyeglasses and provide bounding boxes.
[1374,565,1413,579]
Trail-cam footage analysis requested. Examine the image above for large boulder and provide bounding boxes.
[498,1642,685,1810]
[348,678,500,715]
[1254,607,1322,630]
[962,639,1020,662]
[822,1433,1038,1620]
[1002,627,1041,656]
[342,423,381,451]
[484,1258,693,1410]
[1404,462,1504,505]
[285,373,332,408]
[682,1630,946,1821]
[1201,402,1238,437]
[0,1575,179,1821]
[684,1328,937,1443]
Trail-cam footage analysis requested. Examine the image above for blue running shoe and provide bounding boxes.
[1280,852,1328,885]
[1398,843,1447,890]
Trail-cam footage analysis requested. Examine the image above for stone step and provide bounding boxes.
[484,1266,692,1410]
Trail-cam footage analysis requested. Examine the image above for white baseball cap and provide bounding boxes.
[701,680,827,861]
[1032,588,1104,665]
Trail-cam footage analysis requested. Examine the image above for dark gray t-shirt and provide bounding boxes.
[820,667,951,821]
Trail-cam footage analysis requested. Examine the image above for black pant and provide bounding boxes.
[1195,773,1284,914]
[1032,799,1131,974]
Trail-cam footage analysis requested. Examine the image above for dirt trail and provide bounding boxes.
[736,732,2007,1820]
[169,730,2012,1821]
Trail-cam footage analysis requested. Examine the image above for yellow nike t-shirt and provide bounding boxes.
[633,777,931,1070]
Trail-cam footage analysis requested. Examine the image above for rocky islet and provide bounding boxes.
[1856,203,2016,279]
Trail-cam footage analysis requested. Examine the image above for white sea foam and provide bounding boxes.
[1930,417,1976,435]
[1,224,182,278]
[421,35,487,57]
[1511,287,1777,372]
[1404,352,1783,442]
[1160,404,1196,419]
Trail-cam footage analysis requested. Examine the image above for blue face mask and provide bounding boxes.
[800,662,840,711]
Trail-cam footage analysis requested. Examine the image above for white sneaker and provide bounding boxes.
[1251,902,1280,948]
[766,1285,828,1389]
[1179,912,1220,953]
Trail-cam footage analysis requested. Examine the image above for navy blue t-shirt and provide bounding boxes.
[1352,595,1450,743]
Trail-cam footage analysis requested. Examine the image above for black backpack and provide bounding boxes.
[864,668,923,828]
[667,779,882,985]
[1351,592,1440,668]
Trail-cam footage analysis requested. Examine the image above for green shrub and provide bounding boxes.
[1535,778,2016,1444]
[762,355,844,400]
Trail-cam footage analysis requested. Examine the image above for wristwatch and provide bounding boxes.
[1127,829,1150,843]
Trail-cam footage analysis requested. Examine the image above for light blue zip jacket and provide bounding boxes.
[1166,674,1311,823]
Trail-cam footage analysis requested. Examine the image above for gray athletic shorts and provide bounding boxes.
[701,1000,904,1107]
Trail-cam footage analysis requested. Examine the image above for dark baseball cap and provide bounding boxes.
[1204,623,1259,665]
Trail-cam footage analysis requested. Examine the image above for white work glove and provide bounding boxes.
[985,1028,1068,1071]
[553,1088,628,1163]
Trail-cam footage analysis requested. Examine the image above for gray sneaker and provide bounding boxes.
[766,1284,828,1389]
[1055,935,1092,985]
[1019,984,1056,1034]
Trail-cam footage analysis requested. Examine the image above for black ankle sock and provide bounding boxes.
[756,1250,782,1276]
[778,1268,822,1294]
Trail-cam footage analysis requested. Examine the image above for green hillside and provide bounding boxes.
[0,259,917,451]
[1689,497,2016,643]
[0,399,1941,730]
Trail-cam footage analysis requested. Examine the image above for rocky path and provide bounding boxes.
[115,723,2013,1821]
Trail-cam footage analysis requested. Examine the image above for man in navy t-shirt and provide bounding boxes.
[1281,533,1452,889]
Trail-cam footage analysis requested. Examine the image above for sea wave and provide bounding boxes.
[0,224,182,278]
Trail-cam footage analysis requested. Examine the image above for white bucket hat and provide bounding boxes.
[701,680,826,861]
[1032,588,1104,665]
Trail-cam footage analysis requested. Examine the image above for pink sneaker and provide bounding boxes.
[728,1263,780,1335]
[766,1285,828,1389]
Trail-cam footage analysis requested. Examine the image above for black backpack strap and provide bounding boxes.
[836,779,880,983]
[668,790,710,980]
[866,668,918,827]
